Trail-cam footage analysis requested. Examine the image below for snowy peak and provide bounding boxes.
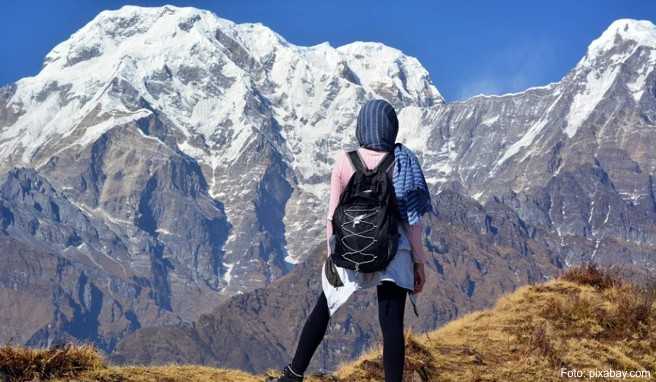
[581,19,656,66]
[3,5,442,171]
[42,5,225,70]
[563,19,656,138]
[36,4,442,110]
[336,42,443,106]
[590,19,656,52]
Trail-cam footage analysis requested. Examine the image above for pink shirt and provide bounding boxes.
[326,147,427,264]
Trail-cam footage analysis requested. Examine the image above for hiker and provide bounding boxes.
[271,99,433,382]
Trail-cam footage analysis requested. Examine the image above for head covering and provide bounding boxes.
[355,99,399,151]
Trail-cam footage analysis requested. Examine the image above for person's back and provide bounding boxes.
[326,147,427,265]
[270,99,432,382]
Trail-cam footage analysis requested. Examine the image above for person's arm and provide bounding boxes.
[326,152,346,255]
[404,221,428,294]
[406,221,428,264]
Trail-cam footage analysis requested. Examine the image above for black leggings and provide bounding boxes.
[290,281,407,382]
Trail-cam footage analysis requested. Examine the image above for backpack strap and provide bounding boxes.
[374,151,396,174]
[347,150,367,173]
[347,150,396,175]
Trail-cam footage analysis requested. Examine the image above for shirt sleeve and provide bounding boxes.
[406,222,428,264]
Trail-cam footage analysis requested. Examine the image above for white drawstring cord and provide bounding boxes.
[339,206,379,269]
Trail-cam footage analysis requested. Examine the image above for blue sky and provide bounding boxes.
[1,1,654,101]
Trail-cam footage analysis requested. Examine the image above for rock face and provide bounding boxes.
[0,169,181,350]
[1,4,655,369]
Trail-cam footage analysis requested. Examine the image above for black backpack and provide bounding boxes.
[331,150,400,273]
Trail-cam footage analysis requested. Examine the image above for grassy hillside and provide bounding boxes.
[1,265,654,381]
[335,265,655,381]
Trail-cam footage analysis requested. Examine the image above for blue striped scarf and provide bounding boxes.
[355,99,433,224]
[393,144,433,225]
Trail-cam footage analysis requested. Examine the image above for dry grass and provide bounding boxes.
[2,265,655,381]
[0,344,259,382]
[559,263,620,290]
[64,365,260,382]
[325,332,438,382]
[318,265,656,381]
[0,343,104,381]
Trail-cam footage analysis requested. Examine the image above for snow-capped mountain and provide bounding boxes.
[1,5,440,175]
[419,19,656,199]
[0,5,441,350]
[1,3,441,292]
[413,18,656,263]
[1,5,656,358]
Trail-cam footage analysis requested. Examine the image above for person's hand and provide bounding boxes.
[413,262,426,294]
